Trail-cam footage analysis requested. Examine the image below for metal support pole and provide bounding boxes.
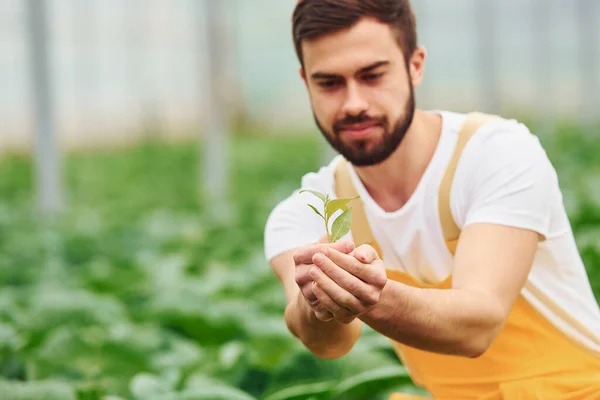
[474,0,500,114]
[576,0,599,127]
[26,0,64,214]
[201,0,230,205]
[533,0,554,135]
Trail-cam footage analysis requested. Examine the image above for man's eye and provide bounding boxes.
[319,80,340,89]
[363,73,383,82]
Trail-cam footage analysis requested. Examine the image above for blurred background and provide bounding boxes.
[0,0,598,399]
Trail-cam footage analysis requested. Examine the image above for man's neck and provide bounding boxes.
[352,110,443,212]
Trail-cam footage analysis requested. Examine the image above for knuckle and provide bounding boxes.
[375,274,388,289]
[364,291,379,306]
[339,293,353,307]
[345,282,357,294]
[293,252,303,266]
[294,270,305,285]
[350,261,362,276]
[343,296,362,313]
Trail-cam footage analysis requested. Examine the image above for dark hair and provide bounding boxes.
[292,0,418,67]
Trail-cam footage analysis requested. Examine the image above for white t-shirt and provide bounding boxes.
[264,110,600,355]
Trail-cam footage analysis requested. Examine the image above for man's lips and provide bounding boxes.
[339,122,381,139]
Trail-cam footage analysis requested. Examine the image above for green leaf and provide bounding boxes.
[331,365,418,400]
[306,204,324,220]
[299,190,327,204]
[263,381,335,400]
[330,208,352,242]
[182,374,257,400]
[130,373,174,399]
[325,197,359,218]
[0,379,77,400]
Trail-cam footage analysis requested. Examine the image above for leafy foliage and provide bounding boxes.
[300,190,358,242]
[0,126,597,399]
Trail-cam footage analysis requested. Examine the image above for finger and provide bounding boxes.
[312,283,354,324]
[317,235,329,244]
[322,248,387,289]
[302,283,319,304]
[310,285,334,321]
[314,308,334,322]
[295,264,313,286]
[294,240,355,266]
[309,266,364,314]
[313,253,378,306]
[295,265,319,303]
[354,244,380,264]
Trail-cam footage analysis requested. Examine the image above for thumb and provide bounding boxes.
[354,244,380,264]
[317,235,329,244]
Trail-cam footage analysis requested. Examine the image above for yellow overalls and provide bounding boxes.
[334,113,600,399]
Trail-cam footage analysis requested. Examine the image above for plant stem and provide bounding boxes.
[323,199,331,242]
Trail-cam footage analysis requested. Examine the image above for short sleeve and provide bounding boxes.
[264,190,328,261]
[452,119,557,239]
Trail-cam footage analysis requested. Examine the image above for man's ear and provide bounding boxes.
[408,45,427,88]
[299,66,308,87]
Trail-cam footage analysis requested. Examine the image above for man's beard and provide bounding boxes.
[314,86,415,167]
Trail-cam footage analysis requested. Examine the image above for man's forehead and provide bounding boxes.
[302,22,400,76]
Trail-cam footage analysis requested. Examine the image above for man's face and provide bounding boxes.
[300,18,421,166]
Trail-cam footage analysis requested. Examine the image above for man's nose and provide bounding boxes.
[341,83,368,116]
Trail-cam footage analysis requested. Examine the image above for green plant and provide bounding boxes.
[0,127,597,400]
[300,190,359,243]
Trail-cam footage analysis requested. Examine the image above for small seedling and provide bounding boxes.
[300,190,359,243]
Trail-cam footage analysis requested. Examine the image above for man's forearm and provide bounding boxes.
[360,281,505,358]
[285,292,362,359]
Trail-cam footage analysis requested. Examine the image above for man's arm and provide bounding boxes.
[359,223,539,357]
[269,243,363,359]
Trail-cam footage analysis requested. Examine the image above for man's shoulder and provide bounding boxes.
[436,110,531,138]
[449,111,559,235]
[433,110,548,164]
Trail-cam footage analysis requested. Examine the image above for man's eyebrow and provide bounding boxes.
[310,60,390,80]
[311,72,341,80]
[357,60,389,74]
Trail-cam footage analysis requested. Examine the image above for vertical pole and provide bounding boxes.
[74,0,94,135]
[201,0,230,205]
[533,0,554,135]
[474,0,500,114]
[576,0,599,128]
[26,0,64,214]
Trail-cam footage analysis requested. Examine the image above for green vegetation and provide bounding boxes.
[300,190,358,243]
[0,124,597,399]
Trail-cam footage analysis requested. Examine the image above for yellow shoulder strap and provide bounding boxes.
[438,112,498,254]
[334,112,498,258]
[334,157,383,257]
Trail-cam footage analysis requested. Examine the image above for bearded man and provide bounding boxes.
[264,1,600,398]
